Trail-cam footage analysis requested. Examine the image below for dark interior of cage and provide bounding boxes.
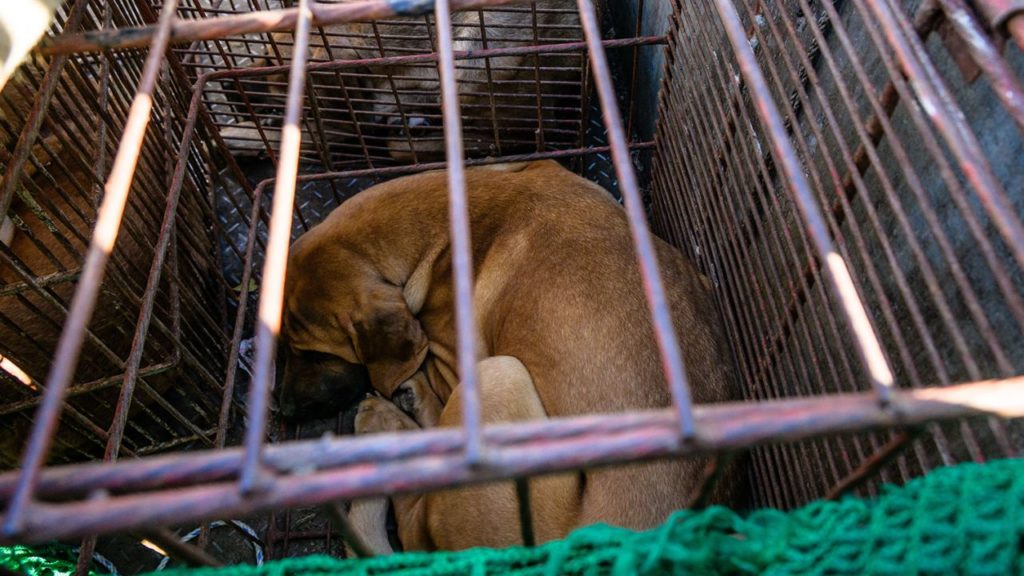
[1,0,1023,570]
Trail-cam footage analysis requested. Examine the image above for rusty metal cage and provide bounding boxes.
[0,0,1021,569]
[0,0,229,473]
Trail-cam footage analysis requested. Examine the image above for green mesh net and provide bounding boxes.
[4,458,1023,575]
[0,543,89,576]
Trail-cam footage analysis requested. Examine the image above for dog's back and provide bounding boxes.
[344,160,740,528]
[472,161,738,527]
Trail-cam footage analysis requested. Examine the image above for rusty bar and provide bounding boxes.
[0,0,91,220]
[225,143,655,210]
[477,10,503,156]
[861,0,1024,271]
[104,69,209,463]
[43,0,539,56]
[0,363,177,417]
[712,0,895,405]
[577,0,696,438]
[625,0,644,138]
[531,4,546,151]
[74,539,96,576]
[241,0,314,495]
[0,376,1018,504]
[304,144,653,179]
[92,0,114,208]
[825,430,920,500]
[933,0,1024,132]
[436,0,483,465]
[203,36,664,82]
[216,185,266,449]
[73,489,109,576]
[138,527,223,567]
[684,453,735,509]
[1,0,181,539]
[0,378,1021,544]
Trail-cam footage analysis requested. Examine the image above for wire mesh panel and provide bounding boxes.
[0,0,228,469]
[651,0,1023,509]
[0,0,1020,567]
[163,0,587,168]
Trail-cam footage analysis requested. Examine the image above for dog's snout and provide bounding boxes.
[408,116,430,129]
[386,115,432,130]
[277,350,373,422]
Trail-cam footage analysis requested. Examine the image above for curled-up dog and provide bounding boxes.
[277,160,739,551]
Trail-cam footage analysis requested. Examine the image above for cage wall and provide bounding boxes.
[163,0,592,170]
[651,0,1024,509]
[0,0,1020,565]
[0,0,230,469]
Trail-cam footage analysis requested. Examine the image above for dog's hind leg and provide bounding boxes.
[425,356,582,550]
[343,498,392,556]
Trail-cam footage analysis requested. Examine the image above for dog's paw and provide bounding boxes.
[391,373,442,428]
[391,385,416,415]
[354,396,420,435]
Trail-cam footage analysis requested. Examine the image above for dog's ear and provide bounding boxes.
[350,286,429,397]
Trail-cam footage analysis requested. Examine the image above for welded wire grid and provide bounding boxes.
[651,0,1024,509]
[0,0,1021,564]
[161,0,589,169]
[0,0,228,471]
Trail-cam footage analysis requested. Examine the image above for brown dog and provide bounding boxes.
[278,160,737,551]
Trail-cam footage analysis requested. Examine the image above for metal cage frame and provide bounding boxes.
[0,0,1022,568]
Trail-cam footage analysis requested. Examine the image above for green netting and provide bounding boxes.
[0,543,89,576]
[4,458,1023,576]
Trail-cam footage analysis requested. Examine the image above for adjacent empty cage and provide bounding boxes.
[0,0,228,471]
[0,0,1021,569]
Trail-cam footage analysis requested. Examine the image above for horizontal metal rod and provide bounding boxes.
[42,0,541,56]
[0,377,1020,544]
[253,142,656,190]
[201,36,665,82]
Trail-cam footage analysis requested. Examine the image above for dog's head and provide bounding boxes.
[275,233,429,421]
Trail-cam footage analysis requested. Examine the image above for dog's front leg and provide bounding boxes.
[391,371,443,427]
[352,397,432,553]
